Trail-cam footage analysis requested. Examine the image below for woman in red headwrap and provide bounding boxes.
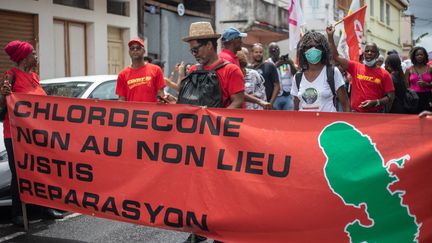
[1,40,63,225]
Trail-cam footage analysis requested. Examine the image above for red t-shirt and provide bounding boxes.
[2,68,47,138]
[347,60,394,112]
[116,63,166,102]
[189,60,244,107]
[218,48,240,67]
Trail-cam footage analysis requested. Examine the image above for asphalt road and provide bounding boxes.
[0,206,213,243]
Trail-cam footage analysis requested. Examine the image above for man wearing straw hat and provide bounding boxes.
[181,21,244,109]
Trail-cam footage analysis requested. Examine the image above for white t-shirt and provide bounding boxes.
[291,66,345,112]
[267,58,293,95]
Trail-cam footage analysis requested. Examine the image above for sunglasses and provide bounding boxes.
[190,43,205,54]
[129,46,143,51]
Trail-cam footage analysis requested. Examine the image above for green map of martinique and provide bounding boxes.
[319,122,420,243]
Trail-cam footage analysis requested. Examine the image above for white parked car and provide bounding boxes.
[40,75,118,100]
[0,123,11,206]
[0,75,119,207]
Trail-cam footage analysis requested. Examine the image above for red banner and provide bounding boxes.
[344,5,367,61]
[7,93,432,242]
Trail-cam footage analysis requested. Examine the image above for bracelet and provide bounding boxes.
[375,99,380,107]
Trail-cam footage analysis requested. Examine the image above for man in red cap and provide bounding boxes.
[116,38,166,102]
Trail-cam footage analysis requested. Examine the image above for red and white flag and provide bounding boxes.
[288,0,305,51]
[337,0,361,59]
[343,5,367,61]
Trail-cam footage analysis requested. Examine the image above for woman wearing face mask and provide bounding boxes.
[327,25,395,113]
[291,31,350,112]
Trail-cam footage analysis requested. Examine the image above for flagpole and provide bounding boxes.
[334,19,344,26]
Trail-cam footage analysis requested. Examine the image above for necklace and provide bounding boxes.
[414,66,427,81]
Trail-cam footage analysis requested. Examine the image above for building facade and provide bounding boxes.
[0,0,138,79]
[364,0,409,56]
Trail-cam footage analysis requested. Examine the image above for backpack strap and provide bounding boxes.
[212,61,230,71]
[295,71,303,90]
[326,65,336,97]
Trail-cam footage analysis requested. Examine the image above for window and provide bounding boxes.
[88,81,118,100]
[107,0,129,16]
[385,3,390,25]
[42,82,92,98]
[310,0,319,9]
[380,0,384,22]
[370,0,374,16]
[53,0,91,10]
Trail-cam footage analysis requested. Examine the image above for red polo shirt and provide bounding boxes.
[218,48,240,67]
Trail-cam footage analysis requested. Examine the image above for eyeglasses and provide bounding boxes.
[190,43,205,54]
[129,46,143,51]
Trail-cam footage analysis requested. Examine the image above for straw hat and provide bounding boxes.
[182,22,221,42]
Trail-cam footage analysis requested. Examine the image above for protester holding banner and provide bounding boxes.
[327,25,395,113]
[405,46,432,113]
[291,31,350,112]
[1,40,64,226]
[116,38,166,103]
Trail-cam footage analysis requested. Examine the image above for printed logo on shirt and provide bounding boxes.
[301,87,320,110]
[127,76,153,89]
[302,87,318,104]
[357,74,382,84]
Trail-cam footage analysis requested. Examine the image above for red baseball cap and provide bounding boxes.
[128,38,144,47]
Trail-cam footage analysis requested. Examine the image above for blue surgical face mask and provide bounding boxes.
[305,47,322,64]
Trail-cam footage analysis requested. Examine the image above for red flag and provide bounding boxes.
[343,5,367,61]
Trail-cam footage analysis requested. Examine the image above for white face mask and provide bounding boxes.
[363,58,377,67]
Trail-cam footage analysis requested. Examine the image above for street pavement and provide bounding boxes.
[0,206,213,243]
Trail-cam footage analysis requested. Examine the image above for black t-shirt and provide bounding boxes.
[390,72,406,113]
[254,62,280,102]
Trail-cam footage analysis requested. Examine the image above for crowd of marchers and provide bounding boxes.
[0,20,431,242]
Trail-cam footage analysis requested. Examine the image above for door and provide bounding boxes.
[107,26,124,74]
[54,19,87,77]
[0,10,37,75]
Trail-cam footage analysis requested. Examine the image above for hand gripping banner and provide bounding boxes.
[7,94,432,242]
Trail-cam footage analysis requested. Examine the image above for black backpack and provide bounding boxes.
[177,61,229,108]
[295,65,338,107]
[0,70,16,121]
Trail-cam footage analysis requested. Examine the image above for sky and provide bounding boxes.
[407,0,432,52]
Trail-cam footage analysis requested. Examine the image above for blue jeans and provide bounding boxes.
[273,95,294,110]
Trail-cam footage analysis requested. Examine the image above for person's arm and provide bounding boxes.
[326,25,349,71]
[336,87,350,112]
[227,92,244,109]
[118,96,126,101]
[270,82,280,105]
[404,69,411,89]
[358,92,395,109]
[269,64,280,105]
[244,93,272,109]
[419,110,432,118]
[293,96,300,111]
[0,73,12,108]
[165,77,180,92]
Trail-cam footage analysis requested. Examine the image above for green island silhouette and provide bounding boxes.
[319,122,419,243]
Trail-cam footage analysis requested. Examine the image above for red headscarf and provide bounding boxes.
[4,40,33,63]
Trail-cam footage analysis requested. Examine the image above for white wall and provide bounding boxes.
[0,0,138,79]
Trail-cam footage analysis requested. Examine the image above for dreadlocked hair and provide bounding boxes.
[298,31,331,71]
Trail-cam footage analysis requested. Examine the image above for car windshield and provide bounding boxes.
[41,82,92,98]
